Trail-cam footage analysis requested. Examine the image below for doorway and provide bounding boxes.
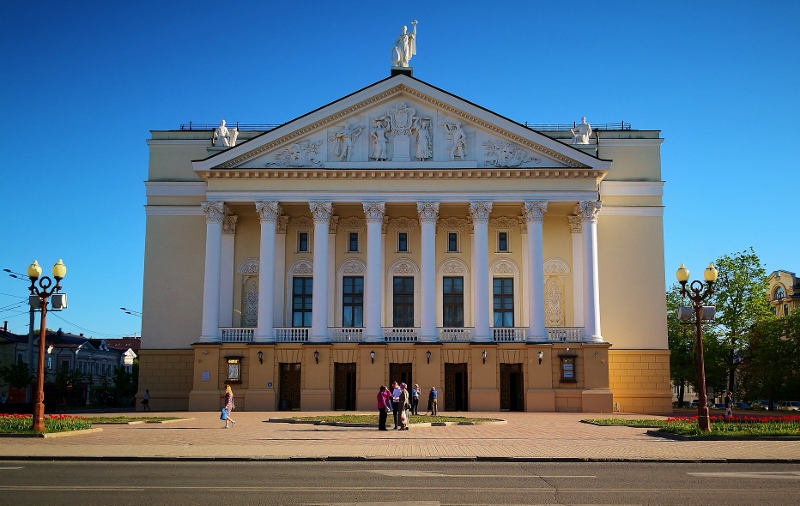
[334,362,357,410]
[278,362,301,411]
[500,363,524,411]
[389,363,413,388]
[444,363,468,411]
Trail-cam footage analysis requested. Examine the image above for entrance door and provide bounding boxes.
[500,363,524,411]
[334,362,357,410]
[279,363,301,411]
[444,363,468,411]
[389,363,413,388]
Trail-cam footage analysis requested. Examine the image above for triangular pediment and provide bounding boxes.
[193,75,609,175]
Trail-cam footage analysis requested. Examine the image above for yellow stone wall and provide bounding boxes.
[137,349,194,411]
[608,349,672,414]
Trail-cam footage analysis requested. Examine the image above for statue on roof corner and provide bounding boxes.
[570,117,593,145]
[212,119,239,147]
[391,20,417,68]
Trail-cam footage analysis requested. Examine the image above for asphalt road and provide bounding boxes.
[2,460,800,505]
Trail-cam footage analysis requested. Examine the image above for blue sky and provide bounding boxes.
[1,1,798,338]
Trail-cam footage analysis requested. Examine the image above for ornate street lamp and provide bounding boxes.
[27,259,67,432]
[676,262,717,432]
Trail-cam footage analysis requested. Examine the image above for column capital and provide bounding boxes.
[256,202,281,223]
[416,202,440,224]
[568,215,582,233]
[578,201,602,222]
[201,201,225,224]
[222,215,238,234]
[362,202,386,223]
[309,202,334,224]
[276,216,289,234]
[469,202,493,224]
[522,201,548,223]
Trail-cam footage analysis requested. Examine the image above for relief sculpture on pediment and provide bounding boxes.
[266,139,323,168]
[484,140,540,167]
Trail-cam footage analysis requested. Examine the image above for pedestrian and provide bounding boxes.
[411,383,420,415]
[428,387,438,416]
[377,385,392,431]
[399,382,410,430]
[724,391,733,419]
[391,381,401,429]
[221,385,236,428]
[141,389,150,411]
[0,392,6,404]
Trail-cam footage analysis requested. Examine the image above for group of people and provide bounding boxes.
[376,382,438,431]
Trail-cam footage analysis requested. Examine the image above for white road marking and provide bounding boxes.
[364,470,594,478]
[0,467,24,470]
[688,472,800,480]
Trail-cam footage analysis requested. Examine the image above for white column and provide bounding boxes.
[219,215,237,328]
[579,201,603,343]
[568,215,585,328]
[255,202,280,342]
[470,202,492,342]
[523,201,548,342]
[274,217,288,327]
[309,202,333,343]
[417,202,440,342]
[200,202,225,342]
[363,202,386,342]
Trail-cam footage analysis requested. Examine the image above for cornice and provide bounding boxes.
[145,181,207,197]
[145,205,205,216]
[598,206,664,217]
[198,167,606,182]
[600,181,664,197]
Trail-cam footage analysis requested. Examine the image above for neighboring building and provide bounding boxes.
[0,323,27,403]
[768,270,799,317]
[140,68,669,414]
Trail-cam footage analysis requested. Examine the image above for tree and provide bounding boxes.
[667,284,694,405]
[711,248,774,395]
[0,360,33,391]
[741,310,800,407]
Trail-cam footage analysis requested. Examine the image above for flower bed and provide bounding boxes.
[0,413,93,434]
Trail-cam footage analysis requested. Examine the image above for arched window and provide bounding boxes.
[774,286,786,301]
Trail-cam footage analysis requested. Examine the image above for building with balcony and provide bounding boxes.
[140,70,669,413]
[768,270,799,317]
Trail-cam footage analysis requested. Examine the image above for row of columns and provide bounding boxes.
[199,199,603,344]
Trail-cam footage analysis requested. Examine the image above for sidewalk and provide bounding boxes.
[2,411,799,462]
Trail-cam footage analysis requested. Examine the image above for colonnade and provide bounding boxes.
[198,199,603,344]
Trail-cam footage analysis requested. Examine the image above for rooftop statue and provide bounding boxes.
[570,117,593,145]
[391,20,417,68]
[212,120,239,147]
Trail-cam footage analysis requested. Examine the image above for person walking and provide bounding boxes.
[221,385,236,428]
[428,387,438,416]
[411,383,420,415]
[724,391,733,419]
[141,389,150,412]
[399,383,411,430]
[391,381,401,429]
[377,386,392,431]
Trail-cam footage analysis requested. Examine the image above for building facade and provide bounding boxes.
[140,72,670,413]
[768,270,799,317]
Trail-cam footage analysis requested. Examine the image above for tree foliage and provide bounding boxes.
[741,310,800,404]
[0,360,33,390]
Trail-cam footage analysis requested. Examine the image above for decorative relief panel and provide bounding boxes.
[328,215,340,234]
[237,257,260,275]
[439,257,469,275]
[389,216,419,233]
[276,216,289,234]
[483,140,540,167]
[222,214,238,234]
[437,217,468,233]
[340,258,367,275]
[543,258,570,280]
[545,278,564,327]
[242,278,258,327]
[289,258,313,275]
[338,216,366,232]
[329,122,364,162]
[288,217,313,231]
[489,216,519,231]
[490,258,517,276]
[391,258,418,275]
[266,139,323,168]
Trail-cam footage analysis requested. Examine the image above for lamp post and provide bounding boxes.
[676,262,717,432]
[27,259,67,432]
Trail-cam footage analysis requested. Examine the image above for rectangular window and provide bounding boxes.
[448,232,458,253]
[498,232,508,252]
[785,304,790,316]
[442,276,464,327]
[342,276,364,327]
[398,232,408,252]
[393,276,414,327]
[493,277,514,327]
[61,360,69,371]
[298,232,309,252]
[348,232,359,253]
[292,277,313,327]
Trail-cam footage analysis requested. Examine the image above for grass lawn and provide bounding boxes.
[584,415,800,437]
[0,413,93,434]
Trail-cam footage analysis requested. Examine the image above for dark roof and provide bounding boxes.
[105,337,141,352]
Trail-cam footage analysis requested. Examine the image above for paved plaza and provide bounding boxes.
[2,411,799,462]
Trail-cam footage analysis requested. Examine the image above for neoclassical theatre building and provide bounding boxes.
[140,69,669,414]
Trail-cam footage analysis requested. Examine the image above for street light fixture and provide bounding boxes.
[120,307,142,317]
[676,262,718,432]
[27,259,67,432]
